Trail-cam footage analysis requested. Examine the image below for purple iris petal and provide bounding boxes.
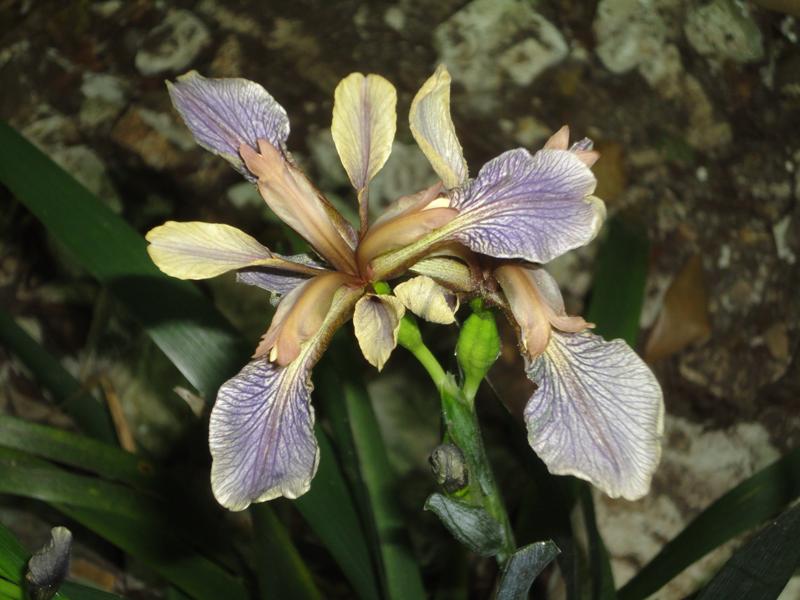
[167,72,290,180]
[449,148,601,264]
[237,254,325,302]
[209,358,318,510]
[237,269,309,301]
[525,331,663,500]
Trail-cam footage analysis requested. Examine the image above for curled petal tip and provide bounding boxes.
[544,125,570,150]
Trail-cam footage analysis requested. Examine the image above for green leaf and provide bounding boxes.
[424,493,504,557]
[579,484,617,600]
[619,447,800,600]
[251,505,322,600]
[328,377,426,600]
[0,449,160,519]
[696,504,800,600]
[58,583,124,600]
[495,541,560,600]
[455,300,501,401]
[0,311,115,443]
[0,416,155,490]
[293,428,382,600]
[586,217,649,346]
[0,522,26,583]
[0,121,377,598]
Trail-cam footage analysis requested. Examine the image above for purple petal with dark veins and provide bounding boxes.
[449,148,604,263]
[209,358,318,510]
[524,331,664,500]
[167,71,290,179]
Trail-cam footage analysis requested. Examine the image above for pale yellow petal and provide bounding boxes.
[352,294,406,371]
[331,72,397,191]
[409,65,468,189]
[394,276,459,324]
[147,221,276,279]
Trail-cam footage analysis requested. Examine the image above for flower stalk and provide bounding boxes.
[397,310,516,564]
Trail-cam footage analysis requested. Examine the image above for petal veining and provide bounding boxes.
[332,72,397,191]
[167,71,289,179]
[524,331,664,500]
[209,285,362,510]
[449,148,603,264]
[210,358,318,510]
[410,65,468,189]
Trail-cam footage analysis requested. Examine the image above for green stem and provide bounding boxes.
[397,316,516,563]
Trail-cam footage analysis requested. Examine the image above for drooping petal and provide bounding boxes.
[210,358,317,510]
[210,285,362,510]
[449,148,605,264]
[240,140,358,274]
[352,294,405,371]
[409,65,468,189]
[146,221,312,279]
[255,272,356,366]
[394,276,459,324]
[524,331,664,500]
[167,71,290,180]
[331,72,397,191]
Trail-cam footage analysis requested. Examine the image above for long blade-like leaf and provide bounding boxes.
[319,352,426,600]
[586,217,649,346]
[696,503,800,600]
[0,416,155,489]
[251,504,322,600]
[619,447,800,600]
[0,311,115,443]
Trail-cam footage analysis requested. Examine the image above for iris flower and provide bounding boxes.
[147,66,663,511]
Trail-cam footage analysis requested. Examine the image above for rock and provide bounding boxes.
[594,0,732,150]
[685,0,764,64]
[594,0,681,75]
[596,416,780,595]
[773,214,797,264]
[306,128,350,191]
[369,142,438,211]
[434,0,568,112]
[51,145,122,213]
[209,35,243,77]
[79,72,128,128]
[383,5,405,31]
[226,181,264,210]
[134,9,210,76]
[499,115,551,148]
[111,106,194,170]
